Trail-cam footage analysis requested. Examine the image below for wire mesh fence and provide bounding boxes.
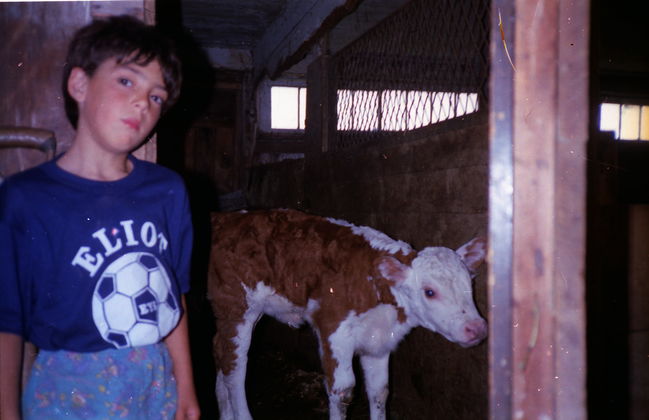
[332,0,490,150]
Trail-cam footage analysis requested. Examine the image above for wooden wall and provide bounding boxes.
[0,2,83,176]
[629,205,649,420]
[586,1,649,418]
[587,138,649,420]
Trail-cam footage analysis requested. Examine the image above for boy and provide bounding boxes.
[0,15,199,419]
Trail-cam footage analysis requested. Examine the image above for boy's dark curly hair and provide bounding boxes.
[62,15,182,128]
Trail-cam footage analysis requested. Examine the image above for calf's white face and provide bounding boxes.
[378,237,487,347]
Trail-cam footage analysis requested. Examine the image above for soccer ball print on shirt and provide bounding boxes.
[91,252,180,348]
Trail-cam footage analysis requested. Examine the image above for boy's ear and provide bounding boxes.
[67,67,89,102]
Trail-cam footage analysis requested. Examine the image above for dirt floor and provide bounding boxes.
[245,346,372,420]
[191,309,371,419]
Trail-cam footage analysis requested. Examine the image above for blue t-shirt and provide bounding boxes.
[0,155,193,352]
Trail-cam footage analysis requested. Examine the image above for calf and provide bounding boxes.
[208,209,487,420]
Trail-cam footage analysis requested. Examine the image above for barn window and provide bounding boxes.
[271,86,307,130]
[337,90,479,131]
[328,0,489,150]
[599,102,649,140]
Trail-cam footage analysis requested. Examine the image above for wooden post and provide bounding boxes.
[489,0,589,418]
[305,52,335,156]
[488,0,514,417]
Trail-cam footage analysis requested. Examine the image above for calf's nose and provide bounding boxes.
[464,319,488,343]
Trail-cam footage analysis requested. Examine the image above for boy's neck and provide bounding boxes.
[57,142,134,182]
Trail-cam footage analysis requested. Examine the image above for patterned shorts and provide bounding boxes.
[22,343,177,419]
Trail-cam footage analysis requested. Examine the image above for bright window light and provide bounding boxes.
[621,104,640,140]
[600,102,649,141]
[337,90,380,131]
[271,86,306,130]
[641,106,649,141]
[381,90,408,131]
[600,103,620,138]
[409,91,432,129]
[337,90,479,131]
[299,88,306,130]
[337,89,354,130]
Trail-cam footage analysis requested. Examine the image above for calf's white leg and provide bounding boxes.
[215,312,259,420]
[215,370,234,420]
[327,383,355,420]
[326,343,356,420]
[360,354,390,420]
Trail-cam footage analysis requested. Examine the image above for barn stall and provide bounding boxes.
[1,0,648,419]
[169,1,490,418]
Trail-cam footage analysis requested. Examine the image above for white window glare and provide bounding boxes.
[382,90,408,131]
[337,89,354,131]
[337,90,479,131]
[299,88,306,130]
[271,86,306,130]
[600,103,620,138]
[600,102,649,141]
[432,92,453,123]
[409,91,432,129]
[356,90,380,131]
[621,104,640,140]
[337,90,380,131]
[458,92,479,116]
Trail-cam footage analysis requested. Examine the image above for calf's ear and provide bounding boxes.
[377,256,410,285]
[455,237,487,278]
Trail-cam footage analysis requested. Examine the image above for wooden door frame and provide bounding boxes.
[488,0,589,419]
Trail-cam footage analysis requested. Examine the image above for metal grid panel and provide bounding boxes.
[332,0,489,149]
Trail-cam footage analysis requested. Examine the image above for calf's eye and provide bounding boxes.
[424,289,436,298]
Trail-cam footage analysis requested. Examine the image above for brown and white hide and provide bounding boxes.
[208,209,487,420]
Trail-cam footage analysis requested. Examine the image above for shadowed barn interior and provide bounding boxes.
[1,0,648,419]
[161,1,490,418]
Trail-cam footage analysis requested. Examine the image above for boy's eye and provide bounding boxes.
[119,78,133,87]
[151,95,166,106]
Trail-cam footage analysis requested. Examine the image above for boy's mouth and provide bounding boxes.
[122,118,141,131]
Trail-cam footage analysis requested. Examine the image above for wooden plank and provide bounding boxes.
[205,46,253,70]
[255,139,305,154]
[488,0,515,417]
[512,0,559,417]
[253,0,362,81]
[554,1,589,419]
[90,0,144,20]
[0,1,88,169]
[305,54,335,155]
[505,0,589,419]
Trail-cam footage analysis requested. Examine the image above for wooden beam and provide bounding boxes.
[252,0,362,81]
[89,0,146,20]
[490,0,589,418]
[255,138,305,154]
[205,46,253,70]
[553,1,589,418]
[488,0,515,417]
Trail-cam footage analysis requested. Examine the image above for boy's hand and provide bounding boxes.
[165,296,200,420]
[175,391,200,420]
[0,332,24,420]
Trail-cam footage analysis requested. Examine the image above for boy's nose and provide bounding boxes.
[132,92,150,110]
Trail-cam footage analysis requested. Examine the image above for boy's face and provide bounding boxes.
[68,56,169,156]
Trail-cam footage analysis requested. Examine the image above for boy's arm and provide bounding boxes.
[0,331,24,420]
[165,296,200,420]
